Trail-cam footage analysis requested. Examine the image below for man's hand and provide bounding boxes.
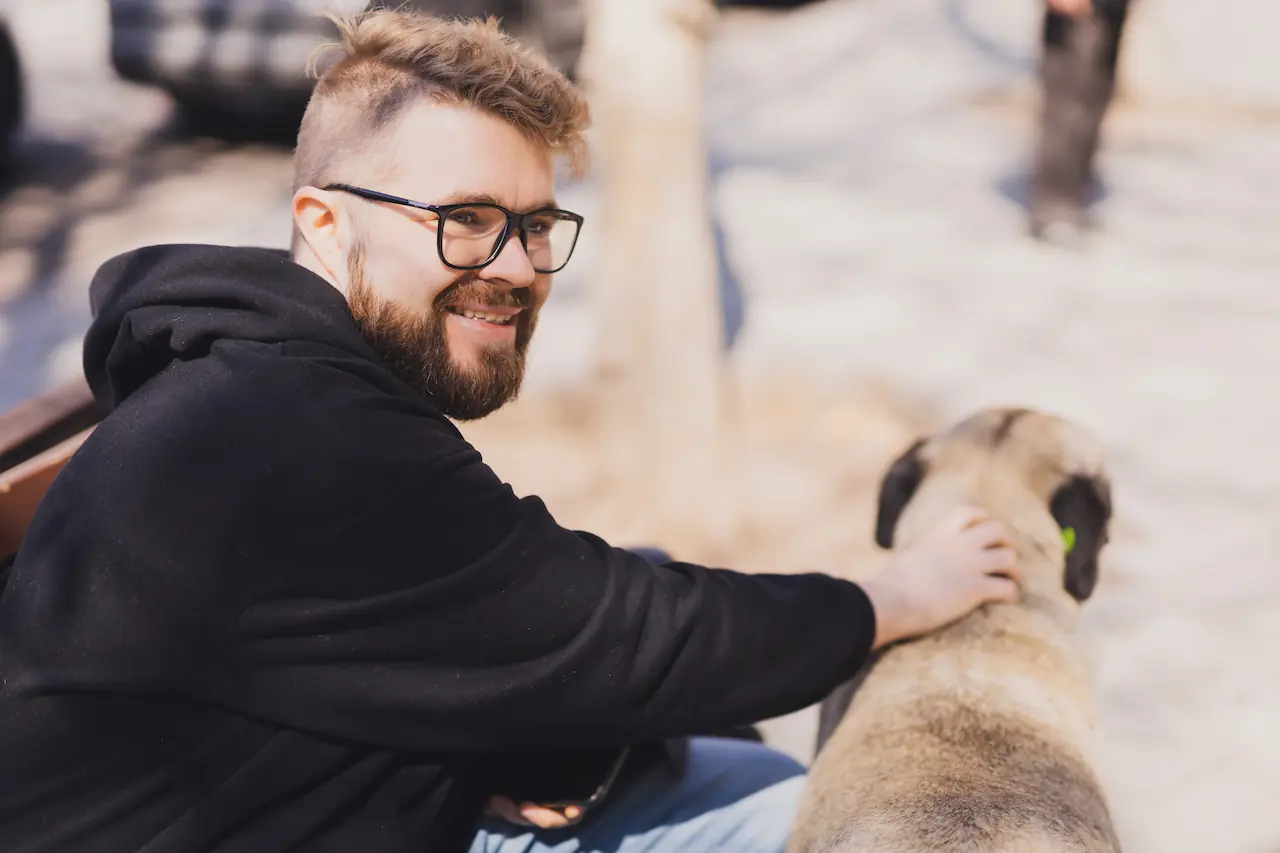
[861,506,1021,650]
[1048,0,1094,16]
[485,796,584,830]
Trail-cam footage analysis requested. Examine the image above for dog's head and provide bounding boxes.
[874,408,1111,602]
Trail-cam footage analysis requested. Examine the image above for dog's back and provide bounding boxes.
[794,620,1119,853]
[788,408,1121,853]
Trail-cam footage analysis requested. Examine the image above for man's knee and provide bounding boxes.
[684,737,805,788]
[667,737,806,831]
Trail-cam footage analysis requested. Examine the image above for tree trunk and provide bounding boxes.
[577,0,732,550]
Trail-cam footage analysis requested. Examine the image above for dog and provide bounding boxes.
[788,407,1121,853]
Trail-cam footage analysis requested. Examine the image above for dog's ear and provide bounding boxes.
[875,439,927,549]
[1050,474,1112,601]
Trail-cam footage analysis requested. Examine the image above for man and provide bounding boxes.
[0,11,1020,853]
[1029,0,1132,243]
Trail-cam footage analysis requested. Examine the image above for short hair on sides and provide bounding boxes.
[292,8,592,199]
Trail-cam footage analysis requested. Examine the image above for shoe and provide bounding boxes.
[1028,200,1091,249]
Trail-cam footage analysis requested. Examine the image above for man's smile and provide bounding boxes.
[445,303,522,327]
[445,302,524,343]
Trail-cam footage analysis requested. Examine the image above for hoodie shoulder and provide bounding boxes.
[83,244,374,411]
[75,243,473,555]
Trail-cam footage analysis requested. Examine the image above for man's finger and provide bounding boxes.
[944,505,989,532]
[963,520,1013,549]
[518,804,577,830]
[981,576,1021,605]
[982,546,1020,579]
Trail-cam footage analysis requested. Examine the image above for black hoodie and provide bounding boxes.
[0,245,876,853]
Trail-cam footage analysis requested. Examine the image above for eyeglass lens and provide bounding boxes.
[439,206,580,273]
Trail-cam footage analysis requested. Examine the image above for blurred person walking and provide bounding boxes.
[1029,0,1132,244]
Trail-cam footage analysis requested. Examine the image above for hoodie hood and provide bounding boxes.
[83,244,375,411]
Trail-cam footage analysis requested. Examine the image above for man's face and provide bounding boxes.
[338,103,557,420]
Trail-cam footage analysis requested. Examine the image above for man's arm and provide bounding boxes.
[222,399,1018,757]
[9,352,872,753]
[228,465,878,752]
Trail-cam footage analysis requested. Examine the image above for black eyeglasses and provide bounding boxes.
[325,183,584,274]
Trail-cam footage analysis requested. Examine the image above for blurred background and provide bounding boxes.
[1,1,1278,851]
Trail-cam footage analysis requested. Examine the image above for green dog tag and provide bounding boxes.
[1061,526,1077,555]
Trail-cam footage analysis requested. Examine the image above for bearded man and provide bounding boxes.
[0,10,1021,853]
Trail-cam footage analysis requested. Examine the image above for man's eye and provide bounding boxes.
[526,215,558,236]
[446,210,479,226]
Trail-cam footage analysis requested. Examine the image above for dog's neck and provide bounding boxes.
[868,462,1105,747]
[886,510,1098,734]
[1007,523,1081,626]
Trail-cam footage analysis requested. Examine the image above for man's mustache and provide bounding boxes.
[435,277,531,311]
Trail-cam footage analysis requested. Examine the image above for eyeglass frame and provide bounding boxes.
[324,183,585,275]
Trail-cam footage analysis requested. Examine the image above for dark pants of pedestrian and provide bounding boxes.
[1029,0,1131,238]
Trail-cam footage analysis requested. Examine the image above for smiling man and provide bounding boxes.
[291,82,582,420]
[0,10,1022,853]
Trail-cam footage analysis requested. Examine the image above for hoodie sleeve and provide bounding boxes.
[219,368,877,753]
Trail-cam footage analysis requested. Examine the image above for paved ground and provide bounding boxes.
[2,1,1279,852]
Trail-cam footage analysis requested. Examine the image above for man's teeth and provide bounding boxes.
[455,309,515,325]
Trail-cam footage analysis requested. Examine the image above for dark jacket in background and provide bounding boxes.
[0,244,876,853]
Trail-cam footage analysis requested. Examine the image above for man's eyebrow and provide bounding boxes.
[437,191,504,206]
[436,191,560,212]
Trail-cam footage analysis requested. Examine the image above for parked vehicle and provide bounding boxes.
[0,14,24,172]
[107,0,584,131]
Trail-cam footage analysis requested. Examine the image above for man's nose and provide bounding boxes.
[480,231,537,287]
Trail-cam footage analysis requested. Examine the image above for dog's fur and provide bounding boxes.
[788,407,1121,853]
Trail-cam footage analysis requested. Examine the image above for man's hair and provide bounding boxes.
[292,9,591,199]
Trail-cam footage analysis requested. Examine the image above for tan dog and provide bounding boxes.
[789,407,1121,853]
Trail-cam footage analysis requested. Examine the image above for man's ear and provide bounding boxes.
[875,439,927,550]
[291,187,346,286]
[1050,474,1112,601]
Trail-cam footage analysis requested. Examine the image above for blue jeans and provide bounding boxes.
[468,738,806,853]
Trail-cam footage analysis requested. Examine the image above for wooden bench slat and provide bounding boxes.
[0,427,94,559]
[0,377,99,468]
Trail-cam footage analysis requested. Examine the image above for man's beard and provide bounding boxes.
[345,243,535,421]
